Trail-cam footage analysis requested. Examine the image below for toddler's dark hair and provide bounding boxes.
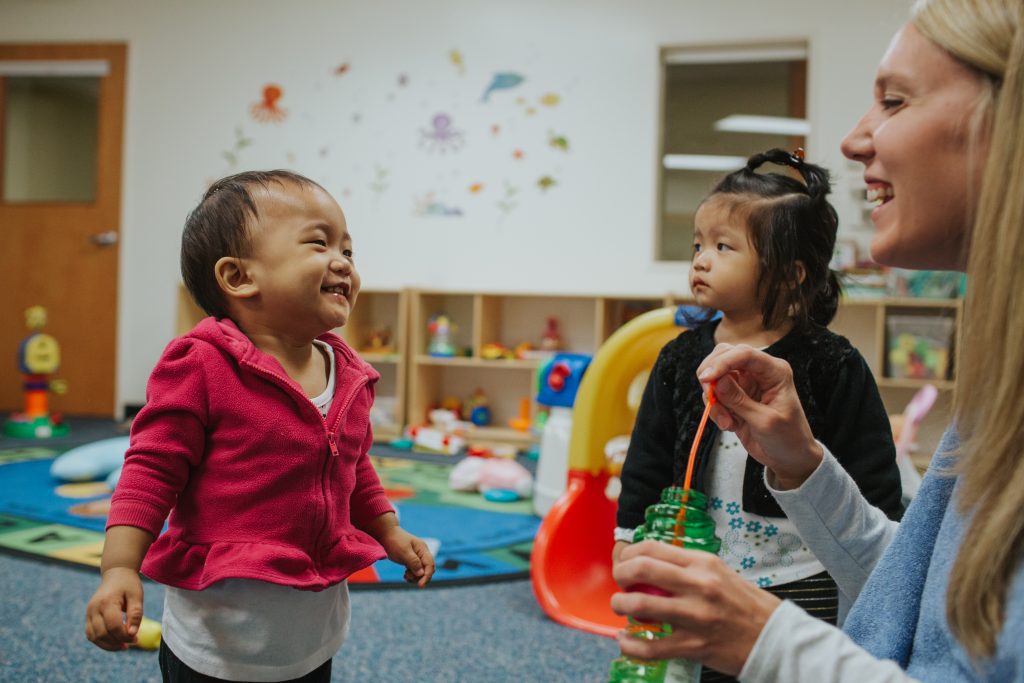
[181,170,325,320]
[708,148,841,330]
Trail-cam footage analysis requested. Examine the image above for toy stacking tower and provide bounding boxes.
[3,306,69,438]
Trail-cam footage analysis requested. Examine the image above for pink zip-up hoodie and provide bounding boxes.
[107,317,393,591]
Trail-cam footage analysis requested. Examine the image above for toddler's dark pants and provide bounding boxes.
[159,641,332,683]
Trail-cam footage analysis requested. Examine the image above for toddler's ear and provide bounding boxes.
[214,256,258,300]
[793,261,807,285]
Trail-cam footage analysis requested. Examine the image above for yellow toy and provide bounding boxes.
[132,616,162,650]
[4,306,69,438]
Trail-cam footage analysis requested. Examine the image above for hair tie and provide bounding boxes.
[789,147,805,165]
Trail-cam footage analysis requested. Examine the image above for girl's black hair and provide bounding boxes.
[180,170,324,320]
[707,148,842,330]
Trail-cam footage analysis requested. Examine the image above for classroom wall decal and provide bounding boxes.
[215,47,575,225]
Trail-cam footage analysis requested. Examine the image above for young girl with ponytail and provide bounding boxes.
[614,149,903,682]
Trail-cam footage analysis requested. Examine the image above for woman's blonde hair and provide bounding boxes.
[912,0,1024,659]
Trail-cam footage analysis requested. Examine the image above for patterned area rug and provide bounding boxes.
[0,426,538,588]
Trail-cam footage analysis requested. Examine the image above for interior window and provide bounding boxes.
[657,44,807,261]
[2,73,100,203]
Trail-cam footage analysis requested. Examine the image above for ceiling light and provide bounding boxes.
[662,154,747,172]
[714,115,810,136]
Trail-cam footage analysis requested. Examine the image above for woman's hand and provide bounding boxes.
[697,343,823,490]
[610,541,781,676]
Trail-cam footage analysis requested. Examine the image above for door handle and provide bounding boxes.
[89,231,119,247]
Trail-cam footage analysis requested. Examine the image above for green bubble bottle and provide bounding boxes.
[607,486,722,683]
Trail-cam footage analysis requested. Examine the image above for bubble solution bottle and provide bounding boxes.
[607,486,722,683]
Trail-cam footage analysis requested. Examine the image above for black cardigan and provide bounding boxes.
[617,320,904,529]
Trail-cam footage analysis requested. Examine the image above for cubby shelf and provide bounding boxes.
[406,290,675,446]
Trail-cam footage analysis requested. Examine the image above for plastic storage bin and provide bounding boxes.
[887,314,954,380]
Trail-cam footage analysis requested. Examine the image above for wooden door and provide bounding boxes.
[0,44,126,416]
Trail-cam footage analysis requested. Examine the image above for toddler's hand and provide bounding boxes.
[379,526,436,587]
[85,567,144,651]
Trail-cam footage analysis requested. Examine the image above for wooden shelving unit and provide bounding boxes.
[175,283,961,461]
[406,290,673,446]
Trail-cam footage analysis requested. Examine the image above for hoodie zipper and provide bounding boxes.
[240,356,370,574]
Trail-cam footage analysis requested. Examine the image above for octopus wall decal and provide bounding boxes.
[419,113,464,154]
[250,84,288,123]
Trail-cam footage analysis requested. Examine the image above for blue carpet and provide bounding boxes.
[0,432,540,586]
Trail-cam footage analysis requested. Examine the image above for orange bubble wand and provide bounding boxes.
[673,383,716,544]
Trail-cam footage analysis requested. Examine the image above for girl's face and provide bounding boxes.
[241,182,360,338]
[690,195,761,319]
[841,23,989,271]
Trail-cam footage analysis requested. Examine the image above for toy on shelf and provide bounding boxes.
[4,306,70,439]
[407,408,466,455]
[887,268,966,298]
[440,396,463,417]
[362,327,394,354]
[540,316,563,351]
[466,388,492,427]
[508,397,532,432]
[480,342,513,360]
[427,313,457,357]
[886,315,953,380]
[513,341,536,359]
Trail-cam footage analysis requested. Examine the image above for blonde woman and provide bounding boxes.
[610,0,1024,680]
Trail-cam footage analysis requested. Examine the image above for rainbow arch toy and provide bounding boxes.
[530,306,689,637]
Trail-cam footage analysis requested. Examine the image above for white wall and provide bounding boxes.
[0,0,909,412]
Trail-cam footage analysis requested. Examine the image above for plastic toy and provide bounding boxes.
[513,341,537,359]
[3,306,70,438]
[440,396,463,417]
[50,436,130,482]
[448,454,533,499]
[533,353,593,517]
[363,327,394,354]
[888,332,950,379]
[602,435,630,500]
[531,306,690,637]
[467,388,492,427]
[427,314,457,357]
[507,397,532,432]
[408,409,467,455]
[483,488,520,503]
[133,616,162,650]
[480,342,512,360]
[893,384,938,505]
[540,316,563,351]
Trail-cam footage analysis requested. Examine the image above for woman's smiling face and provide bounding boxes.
[841,23,990,271]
